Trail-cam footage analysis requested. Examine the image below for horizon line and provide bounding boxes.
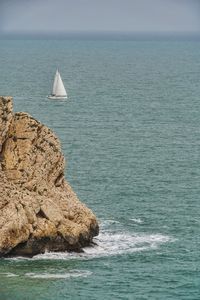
[0,30,200,41]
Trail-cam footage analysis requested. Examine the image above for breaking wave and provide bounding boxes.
[129,217,143,224]
[31,232,171,261]
[6,219,174,261]
[24,270,92,279]
[0,270,92,279]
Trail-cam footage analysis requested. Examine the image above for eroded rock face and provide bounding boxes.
[0,96,99,257]
[0,97,13,154]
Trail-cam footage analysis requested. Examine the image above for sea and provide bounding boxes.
[0,34,199,299]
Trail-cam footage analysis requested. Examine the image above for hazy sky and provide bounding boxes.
[0,0,199,34]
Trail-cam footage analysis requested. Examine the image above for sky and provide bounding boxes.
[0,0,199,34]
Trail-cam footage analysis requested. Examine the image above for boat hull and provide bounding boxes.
[47,95,67,100]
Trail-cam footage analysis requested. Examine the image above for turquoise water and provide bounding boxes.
[0,38,200,299]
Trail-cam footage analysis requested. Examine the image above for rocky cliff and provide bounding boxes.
[0,96,99,257]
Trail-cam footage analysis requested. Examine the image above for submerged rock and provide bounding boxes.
[0,96,99,257]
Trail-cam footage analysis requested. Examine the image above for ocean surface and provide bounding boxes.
[0,36,200,299]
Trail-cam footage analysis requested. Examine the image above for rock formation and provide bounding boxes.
[0,96,99,257]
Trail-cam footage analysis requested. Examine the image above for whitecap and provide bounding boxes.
[84,232,172,257]
[100,219,121,229]
[24,270,92,279]
[129,218,143,224]
[0,272,19,277]
[5,219,174,261]
[28,231,173,261]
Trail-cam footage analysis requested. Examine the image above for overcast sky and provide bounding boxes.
[0,0,199,34]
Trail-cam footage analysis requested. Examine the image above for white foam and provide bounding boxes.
[130,218,143,224]
[5,219,174,261]
[100,219,120,229]
[32,251,81,260]
[84,232,171,256]
[0,272,19,277]
[30,231,173,261]
[24,270,92,279]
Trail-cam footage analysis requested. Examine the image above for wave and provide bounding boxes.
[31,231,172,261]
[0,272,19,277]
[0,270,92,279]
[129,218,143,224]
[83,232,171,257]
[5,219,174,261]
[24,270,92,279]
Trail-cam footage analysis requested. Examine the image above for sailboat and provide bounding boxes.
[48,69,67,99]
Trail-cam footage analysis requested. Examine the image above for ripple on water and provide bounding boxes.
[129,217,144,224]
[0,270,92,279]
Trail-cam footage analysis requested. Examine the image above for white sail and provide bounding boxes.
[55,72,67,96]
[52,70,59,95]
[50,70,67,98]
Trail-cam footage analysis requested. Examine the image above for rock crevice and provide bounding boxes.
[0,96,99,257]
